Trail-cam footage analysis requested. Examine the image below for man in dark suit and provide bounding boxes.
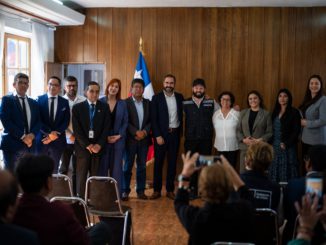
[122,78,151,201]
[0,169,39,245]
[36,76,70,173]
[283,144,326,244]
[0,73,40,171]
[150,74,184,200]
[72,81,110,198]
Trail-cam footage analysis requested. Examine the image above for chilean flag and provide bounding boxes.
[133,52,154,100]
[133,51,155,162]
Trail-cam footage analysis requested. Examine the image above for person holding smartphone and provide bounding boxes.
[175,152,254,244]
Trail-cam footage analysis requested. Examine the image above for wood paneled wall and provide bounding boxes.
[54,7,326,110]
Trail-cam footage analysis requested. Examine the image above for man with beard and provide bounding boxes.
[183,78,216,198]
[59,76,85,194]
[150,74,184,200]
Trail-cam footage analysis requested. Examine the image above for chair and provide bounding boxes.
[50,196,91,228]
[85,176,132,245]
[48,174,73,199]
[254,208,280,245]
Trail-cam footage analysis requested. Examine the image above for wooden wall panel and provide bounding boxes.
[54,7,326,111]
[84,8,98,62]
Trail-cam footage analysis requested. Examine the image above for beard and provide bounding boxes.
[193,91,205,99]
[163,86,174,93]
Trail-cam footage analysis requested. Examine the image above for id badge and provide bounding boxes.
[89,130,94,139]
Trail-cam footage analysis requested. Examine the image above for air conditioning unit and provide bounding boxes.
[0,0,85,26]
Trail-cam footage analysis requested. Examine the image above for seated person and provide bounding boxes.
[0,170,39,245]
[174,152,255,245]
[283,144,326,244]
[288,194,326,245]
[240,142,280,211]
[13,154,110,245]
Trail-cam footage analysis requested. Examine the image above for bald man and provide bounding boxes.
[0,170,39,244]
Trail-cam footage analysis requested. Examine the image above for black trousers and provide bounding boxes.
[59,144,77,195]
[184,139,212,196]
[153,130,180,193]
[218,150,238,169]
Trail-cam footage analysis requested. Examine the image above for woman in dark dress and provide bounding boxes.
[98,78,128,195]
[269,88,301,182]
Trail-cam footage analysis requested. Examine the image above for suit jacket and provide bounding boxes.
[99,97,128,149]
[125,97,151,146]
[36,94,70,149]
[237,108,273,150]
[13,194,89,245]
[72,100,110,154]
[175,187,254,245]
[0,94,40,151]
[151,91,184,140]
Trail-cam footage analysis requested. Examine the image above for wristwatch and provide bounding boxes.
[178,175,190,182]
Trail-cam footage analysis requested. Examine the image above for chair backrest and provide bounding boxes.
[48,174,73,199]
[85,176,123,214]
[254,208,279,245]
[50,196,91,228]
[249,188,272,209]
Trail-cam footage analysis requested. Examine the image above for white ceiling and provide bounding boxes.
[69,0,326,8]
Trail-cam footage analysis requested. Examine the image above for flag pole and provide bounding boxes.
[139,37,145,55]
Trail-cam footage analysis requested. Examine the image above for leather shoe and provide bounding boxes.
[121,192,129,201]
[137,192,148,200]
[166,192,175,200]
[149,191,161,200]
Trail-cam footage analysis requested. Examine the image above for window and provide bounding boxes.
[3,33,31,95]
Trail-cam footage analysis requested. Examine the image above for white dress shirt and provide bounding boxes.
[64,94,86,143]
[213,108,240,151]
[14,92,31,133]
[164,92,179,128]
[132,96,144,130]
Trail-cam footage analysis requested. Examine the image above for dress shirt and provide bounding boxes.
[132,96,144,130]
[164,92,179,128]
[213,108,240,151]
[64,94,86,143]
[14,92,31,133]
[47,93,58,120]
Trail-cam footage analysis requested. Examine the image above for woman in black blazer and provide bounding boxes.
[269,88,301,182]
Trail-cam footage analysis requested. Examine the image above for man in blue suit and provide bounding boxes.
[0,73,40,171]
[150,74,184,200]
[36,76,70,173]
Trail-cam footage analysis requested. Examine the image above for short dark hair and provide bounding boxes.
[48,76,62,85]
[192,78,206,88]
[15,154,54,193]
[14,73,29,83]
[218,91,235,107]
[0,171,18,218]
[64,76,78,84]
[131,78,145,88]
[164,74,176,83]
[308,145,326,172]
[87,81,100,90]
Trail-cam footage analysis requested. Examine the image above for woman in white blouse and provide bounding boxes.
[213,91,240,167]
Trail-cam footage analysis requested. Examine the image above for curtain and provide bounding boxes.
[31,22,54,98]
[0,14,5,96]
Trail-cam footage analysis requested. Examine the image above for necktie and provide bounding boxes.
[90,104,95,129]
[20,97,29,134]
[50,97,56,126]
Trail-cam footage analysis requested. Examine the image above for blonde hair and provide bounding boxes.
[198,164,232,203]
[245,142,273,173]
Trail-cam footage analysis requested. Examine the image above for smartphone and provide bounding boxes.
[306,176,323,200]
[196,155,221,167]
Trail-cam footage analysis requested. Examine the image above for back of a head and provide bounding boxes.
[198,163,232,203]
[15,154,54,194]
[0,170,18,220]
[246,142,273,173]
[309,145,326,172]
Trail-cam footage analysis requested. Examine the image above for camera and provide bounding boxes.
[196,155,221,167]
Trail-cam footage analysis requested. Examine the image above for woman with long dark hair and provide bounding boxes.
[299,75,326,164]
[269,89,301,182]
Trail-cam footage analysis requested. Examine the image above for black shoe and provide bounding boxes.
[149,191,161,200]
[166,192,175,200]
[137,192,148,200]
[121,192,129,201]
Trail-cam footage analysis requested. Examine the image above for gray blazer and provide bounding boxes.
[302,95,326,145]
[237,108,273,150]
